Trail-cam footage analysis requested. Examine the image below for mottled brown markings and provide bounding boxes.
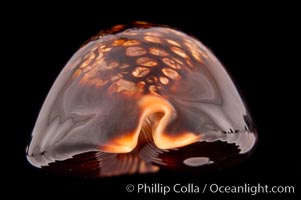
[162,57,181,69]
[82,65,94,74]
[112,39,126,46]
[166,39,181,47]
[81,56,98,73]
[186,58,194,68]
[108,79,137,95]
[80,52,96,69]
[144,32,163,37]
[77,26,202,95]
[172,57,184,65]
[137,81,146,88]
[184,40,197,50]
[159,76,169,85]
[107,61,119,69]
[79,73,89,85]
[136,57,157,67]
[146,76,158,84]
[149,85,160,95]
[99,45,112,52]
[132,67,150,78]
[191,50,203,63]
[123,40,140,46]
[162,68,180,80]
[184,41,203,63]
[82,50,95,60]
[72,69,82,80]
[136,81,146,93]
[149,47,169,56]
[111,75,122,82]
[94,79,109,87]
[97,47,104,58]
[120,64,130,69]
[79,65,109,87]
[123,31,138,36]
[126,46,147,56]
[95,52,103,62]
[144,36,162,43]
[170,46,187,58]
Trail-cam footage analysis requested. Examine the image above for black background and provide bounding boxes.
[6,2,298,199]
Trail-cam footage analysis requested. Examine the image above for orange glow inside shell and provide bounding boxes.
[99,95,201,153]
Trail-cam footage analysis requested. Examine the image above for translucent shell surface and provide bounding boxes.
[26,22,257,177]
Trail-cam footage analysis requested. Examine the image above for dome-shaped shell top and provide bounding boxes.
[26,22,256,177]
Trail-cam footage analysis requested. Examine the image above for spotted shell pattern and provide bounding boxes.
[26,22,256,177]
